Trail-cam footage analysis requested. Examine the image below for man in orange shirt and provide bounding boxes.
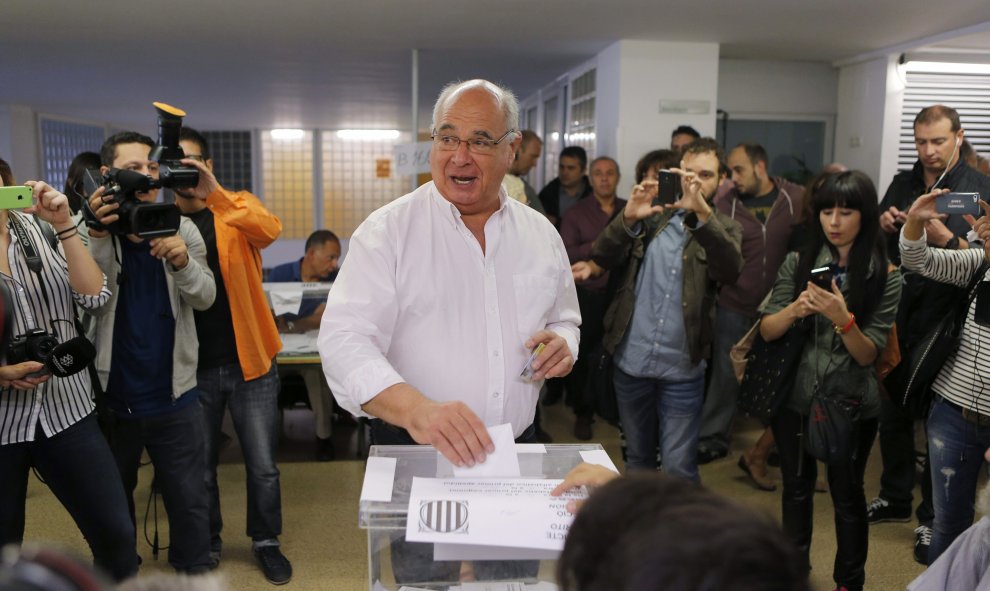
[175,128,290,585]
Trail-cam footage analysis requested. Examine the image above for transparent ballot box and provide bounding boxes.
[359,443,607,591]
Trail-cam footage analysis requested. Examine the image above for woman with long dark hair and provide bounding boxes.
[759,171,901,591]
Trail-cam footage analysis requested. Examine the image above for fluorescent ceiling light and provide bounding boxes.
[270,129,306,140]
[336,129,400,140]
[567,132,596,142]
[901,60,990,75]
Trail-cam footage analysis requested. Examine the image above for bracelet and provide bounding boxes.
[55,222,79,238]
[945,236,960,250]
[56,229,78,242]
[834,313,856,335]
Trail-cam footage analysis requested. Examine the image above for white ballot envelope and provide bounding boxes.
[405,477,584,551]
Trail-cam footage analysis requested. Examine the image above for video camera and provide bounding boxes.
[83,102,199,239]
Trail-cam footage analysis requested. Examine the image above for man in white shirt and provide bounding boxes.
[319,79,580,467]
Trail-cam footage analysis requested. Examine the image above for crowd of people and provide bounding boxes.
[3,77,990,591]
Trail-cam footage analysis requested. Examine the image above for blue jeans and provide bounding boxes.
[699,306,755,451]
[108,399,213,573]
[613,367,705,481]
[926,395,990,564]
[0,414,138,581]
[199,361,282,551]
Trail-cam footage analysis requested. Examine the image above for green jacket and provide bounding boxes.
[592,209,743,364]
[763,249,901,419]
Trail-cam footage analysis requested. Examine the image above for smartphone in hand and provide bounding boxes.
[935,192,981,217]
[652,170,681,207]
[810,266,834,290]
[0,186,31,210]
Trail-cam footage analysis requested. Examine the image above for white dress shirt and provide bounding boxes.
[318,181,580,437]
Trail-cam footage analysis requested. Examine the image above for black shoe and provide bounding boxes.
[696,446,728,465]
[315,436,335,462]
[574,416,593,441]
[865,497,911,524]
[255,545,292,585]
[914,525,932,565]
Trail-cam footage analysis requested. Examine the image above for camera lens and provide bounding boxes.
[34,336,57,360]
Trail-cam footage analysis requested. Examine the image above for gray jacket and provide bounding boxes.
[87,217,216,399]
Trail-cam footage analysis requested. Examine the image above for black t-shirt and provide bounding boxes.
[185,207,239,370]
[741,187,778,224]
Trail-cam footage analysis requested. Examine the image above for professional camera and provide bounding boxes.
[6,327,58,365]
[148,101,200,190]
[83,102,199,238]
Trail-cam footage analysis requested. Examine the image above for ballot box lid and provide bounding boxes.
[358,443,607,529]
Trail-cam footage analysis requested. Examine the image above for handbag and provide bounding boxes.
[737,320,808,426]
[891,260,988,417]
[730,320,761,384]
[805,370,864,464]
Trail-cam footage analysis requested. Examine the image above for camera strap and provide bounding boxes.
[8,211,43,275]
[7,212,57,332]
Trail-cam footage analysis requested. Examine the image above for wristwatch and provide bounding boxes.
[945,236,960,250]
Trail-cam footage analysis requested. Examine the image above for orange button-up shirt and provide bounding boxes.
[207,187,283,380]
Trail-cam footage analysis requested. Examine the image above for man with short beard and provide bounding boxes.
[696,142,804,478]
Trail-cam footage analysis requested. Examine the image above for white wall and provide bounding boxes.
[878,56,906,192]
[0,105,11,165]
[0,104,41,182]
[834,56,902,188]
[717,59,838,117]
[594,40,720,195]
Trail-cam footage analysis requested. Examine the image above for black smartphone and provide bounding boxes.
[810,266,834,290]
[652,170,681,207]
[935,192,982,216]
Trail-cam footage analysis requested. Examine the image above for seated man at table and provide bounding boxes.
[269,231,341,460]
[270,229,340,334]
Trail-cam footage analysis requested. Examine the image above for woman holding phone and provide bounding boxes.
[0,163,137,581]
[759,171,901,591]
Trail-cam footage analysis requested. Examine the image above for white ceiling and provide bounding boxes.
[3,0,990,133]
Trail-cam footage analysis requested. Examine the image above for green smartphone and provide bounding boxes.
[0,186,32,209]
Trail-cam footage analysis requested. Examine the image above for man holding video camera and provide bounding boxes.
[0,166,138,581]
[85,131,217,574]
[872,104,990,564]
[575,138,742,481]
[173,127,292,584]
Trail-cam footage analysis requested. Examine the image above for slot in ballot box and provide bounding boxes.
[359,443,609,591]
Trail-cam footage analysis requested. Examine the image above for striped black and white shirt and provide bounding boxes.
[0,211,110,445]
[900,230,990,416]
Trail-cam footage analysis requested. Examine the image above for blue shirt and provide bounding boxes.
[268,258,336,318]
[615,212,706,381]
[268,258,337,283]
[106,239,196,418]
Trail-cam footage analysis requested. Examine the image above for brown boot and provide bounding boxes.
[738,454,777,491]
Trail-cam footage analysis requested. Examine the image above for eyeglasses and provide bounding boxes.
[431,129,516,155]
